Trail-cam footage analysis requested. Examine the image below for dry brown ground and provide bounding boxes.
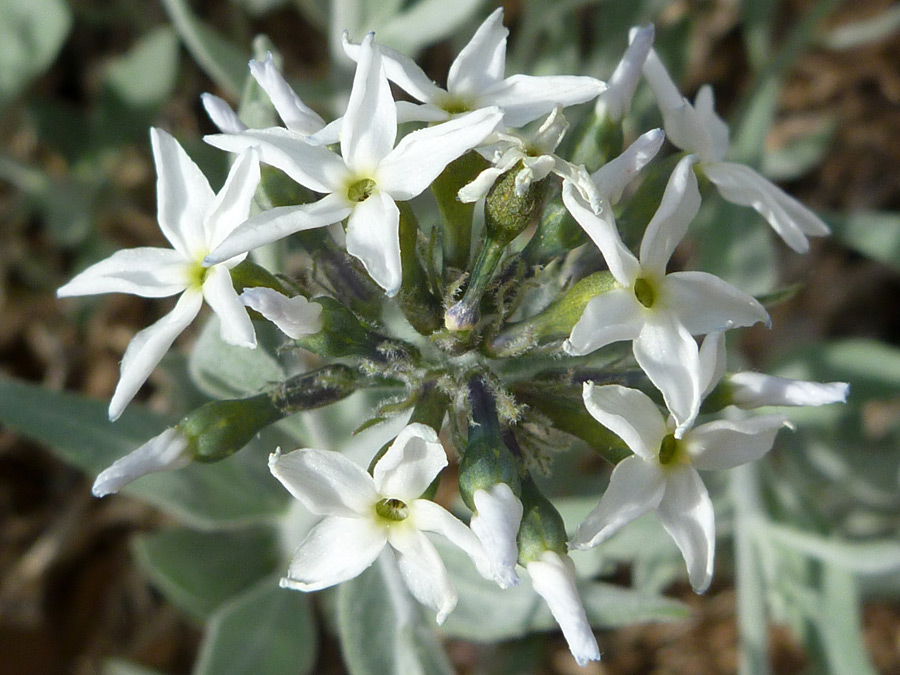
[2,1,899,673]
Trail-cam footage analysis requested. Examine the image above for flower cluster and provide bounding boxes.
[60,9,848,668]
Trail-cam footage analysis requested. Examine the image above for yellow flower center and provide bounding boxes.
[439,95,474,115]
[187,260,210,289]
[658,433,686,466]
[633,277,656,308]
[347,178,377,203]
[375,497,409,522]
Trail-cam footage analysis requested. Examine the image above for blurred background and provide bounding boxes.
[1,0,899,673]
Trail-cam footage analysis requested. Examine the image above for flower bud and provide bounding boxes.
[92,428,191,497]
[292,296,399,360]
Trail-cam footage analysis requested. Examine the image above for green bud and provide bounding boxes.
[273,364,366,413]
[179,393,283,463]
[486,271,617,357]
[519,200,587,267]
[484,162,547,247]
[517,476,568,564]
[431,151,490,269]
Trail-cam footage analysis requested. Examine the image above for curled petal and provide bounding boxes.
[345,192,402,296]
[527,551,600,667]
[571,455,666,549]
[582,383,667,460]
[656,466,715,593]
[447,8,507,96]
[470,484,523,588]
[202,266,256,349]
[600,24,655,122]
[704,161,830,253]
[388,526,457,624]
[57,247,188,298]
[249,54,326,135]
[109,290,203,421]
[686,415,788,470]
[374,424,447,502]
[564,289,643,356]
[664,271,769,335]
[727,372,849,408]
[458,166,506,203]
[240,287,323,338]
[281,515,386,591]
[92,428,190,497]
[201,93,247,134]
[591,128,665,204]
[268,448,379,517]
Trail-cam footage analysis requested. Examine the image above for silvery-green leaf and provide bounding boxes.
[193,579,317,675]
[104,27,180,110]
[377,0,486,55]
[826,211,900,275]
[814,567,879,675]
[133,526,280,621]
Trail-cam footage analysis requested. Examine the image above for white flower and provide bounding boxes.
[240,287,323,339]
[641,47,830,253]
[458,106,601,211]
[342,8,606,128]
[563,155,768,435]
[204,34,502,296]
[698,331,849,408]
[92,427,191,497]
[201,93,247,134]
[572,382,788,593]
[596,24,655,123]
[527,551,600,666]
[589,127,665,205]
[469,483,523,589]
[269,423,489,624]
[57,129,260,420]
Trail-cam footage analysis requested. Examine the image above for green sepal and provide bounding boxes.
[397,202,443,335]
[179,393,282,463]
[272,364,367,413]
[516,476,568,564]
[519,200,587,267]
[431,151,490,269]
[568,110,625,173]
[486,271,617,357]
[228,259,291,294]
[292,296,392,359]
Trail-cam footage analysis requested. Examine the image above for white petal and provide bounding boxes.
[457,166,505,203]
[205,128,348,194]
[268,447,379,517]
[727,372,849,408]
[411,498,493,582]
[693,86,730,163]
[633,312,702,436]
[698,331,727,399]
[664,271,769,334]
[686,415,788,470]
[638,154,700,277]
[561,182,639,285]
[704,161,829,253]
[281,515,386,591]
[527,551,600,667]
[378,107,502,200]
[564,288,643,356]
[345,191,402,296]
[342,32,445,104]
[591,128,665,204]
[92,428,191,497]
[249,54,327,135]
[470,484,523,588]
[109,290,203,420]
[240,287,323,338]
[600,24,654,122]
[395,101,450,123]
[582,383,667,460]
[201,93,247,134]
[202,266,256,348]
[656,466,715,593]
[151,128,214,257]
[305,117,342,146]
[570,455,666,548]
[388,526,457,624]
[57,248,188,298]
[640,47,683,112]
[342,34,396,172]
[553,163,603,215]
[484,74,606,129]
[373,424,447,502]
[205,148,261,249]
[447,8,507,96]
[205,192,352,265]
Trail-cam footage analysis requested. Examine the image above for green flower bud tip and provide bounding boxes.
[516,478,568,565]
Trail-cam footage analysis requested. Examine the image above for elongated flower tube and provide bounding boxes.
[342,8,606,128]
[240,287,323,338]
[58,129,261,420]
[641,44,830,253]
[269,423,488,624]
[572,382,788,593]
[564,155,768,435]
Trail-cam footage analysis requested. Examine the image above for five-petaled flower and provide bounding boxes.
[57,128,260,421]
[269,423,489,624]
[572,382,788,592]
[204,34,502,296]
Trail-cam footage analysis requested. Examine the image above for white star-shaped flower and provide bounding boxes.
[641,45,830,253]
[458,106,602,211]
[269,423,489,624]
[204,34,502,296]
[572,382,787,593]
[342,8,606,128]
[57,129,260,420]
[563,154,769,435]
